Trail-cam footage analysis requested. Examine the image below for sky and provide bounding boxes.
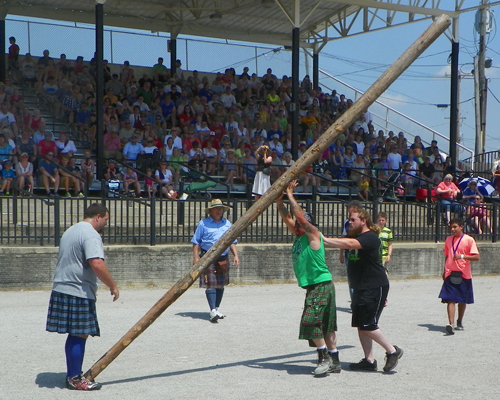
[312,6,500,157]
[5,3,500,159]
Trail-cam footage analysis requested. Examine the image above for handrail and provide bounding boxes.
[318,69,475,165]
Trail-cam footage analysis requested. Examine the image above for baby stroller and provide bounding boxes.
[379,170,403,202]
[181,170,217,200]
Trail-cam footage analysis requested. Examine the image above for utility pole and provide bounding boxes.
[475,0,490,156]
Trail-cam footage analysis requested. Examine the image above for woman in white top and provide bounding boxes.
[55,132,77,157]
[235,121,249,147]
[163,137,175,161]
[15,152,34,191]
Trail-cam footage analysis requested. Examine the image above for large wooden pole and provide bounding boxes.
[85,14,450,381]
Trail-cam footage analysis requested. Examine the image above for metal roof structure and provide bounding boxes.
[2,0,499,49]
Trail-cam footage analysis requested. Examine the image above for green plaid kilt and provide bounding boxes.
[299,280,337,346]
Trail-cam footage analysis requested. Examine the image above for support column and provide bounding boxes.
[312,51,319,90]
[170,37,177,78]
[0,19,5,83]
[449,33,459,168]
[291,27,300,160]
[95,1,105,180]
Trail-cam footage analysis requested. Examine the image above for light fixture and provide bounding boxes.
[210,12,222,23]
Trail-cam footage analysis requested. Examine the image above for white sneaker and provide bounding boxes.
[209,309,219,322]
[216,308,225,319]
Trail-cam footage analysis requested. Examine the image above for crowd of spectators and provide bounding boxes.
[0,45,488,203]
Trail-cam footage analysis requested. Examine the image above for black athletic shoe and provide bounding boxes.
[349,358,377,371]
[383,345,404,372]
[445,324,455,335]
[328,351,341,373]
[455,321,464,331]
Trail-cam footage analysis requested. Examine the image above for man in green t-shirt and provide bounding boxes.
[276,180,340,376]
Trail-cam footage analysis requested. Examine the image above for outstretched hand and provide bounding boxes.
[286,180,299,195]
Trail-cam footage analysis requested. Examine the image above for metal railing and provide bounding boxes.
[0,196,497,246]
[318,70,475,169]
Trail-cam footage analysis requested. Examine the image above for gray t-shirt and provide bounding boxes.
[52,221,105,299]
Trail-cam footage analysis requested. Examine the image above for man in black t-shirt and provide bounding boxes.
[323,208,403,373]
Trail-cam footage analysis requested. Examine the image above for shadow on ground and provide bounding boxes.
[36,372,66,389]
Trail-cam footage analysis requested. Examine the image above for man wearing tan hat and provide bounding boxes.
[191,199,239,322]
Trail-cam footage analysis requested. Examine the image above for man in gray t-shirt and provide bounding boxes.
[46,204,119,391]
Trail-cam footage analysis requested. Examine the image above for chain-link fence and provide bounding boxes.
[5,17,304,77]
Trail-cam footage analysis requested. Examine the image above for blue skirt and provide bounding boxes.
[46,291,101,336]
[439,277,474,304]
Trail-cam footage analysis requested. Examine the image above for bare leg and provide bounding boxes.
[447,302,456,325]
[457,303,466,323]
[358,328,395,361]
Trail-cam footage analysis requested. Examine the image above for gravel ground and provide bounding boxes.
[1,276,499,399]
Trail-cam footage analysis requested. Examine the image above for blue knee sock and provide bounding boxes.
[215,288,224,308]
[205,289,216,310]
[65,335,87,378]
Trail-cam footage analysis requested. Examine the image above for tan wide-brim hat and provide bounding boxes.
[205,199,231,214]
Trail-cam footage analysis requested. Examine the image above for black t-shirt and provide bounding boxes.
[347,230,389,289]
[419,162,435,178]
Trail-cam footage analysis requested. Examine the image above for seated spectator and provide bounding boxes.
[419,156,438,185]
[220,86,237,109]
[21,53,37,85]
[461,180,483,204]
[331,147,346,179]
[81,150,95,188]
[251,120,267,140]
[0,160,15,195]
[155,161,177,198]
[59,155,83,197]
[143,137,159,155]
[222,148,239,189]
[103,159,121,181]
[0,131,14,161]
[38,131,58,158]
[0,102,19,137]
[122,135,144,161]
[164,126,183,149]
[122,163,141,197]
[466,196,491,234]
[268,134,284,157]
[351,154,366,184]
[103,127,123,160]
[269,149,283,182]
[15,152,34,193]
[202,139,218,175]
[178,104,196,128]
[240,147,256,184]
[55,132,77,157]
[38,151,60,196]
[312,152,332,193]
[400,162,415,191]
[358,175,370,201]
[436,174,461,224]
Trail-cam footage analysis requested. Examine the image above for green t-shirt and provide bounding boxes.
[379,226,393,261]
[292,233,332,287]
[169,155,186,171]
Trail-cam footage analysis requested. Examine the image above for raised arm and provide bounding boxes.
[276,186,295,234]
[286,180,320,249]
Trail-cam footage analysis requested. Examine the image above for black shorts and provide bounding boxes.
[351,285,389,331]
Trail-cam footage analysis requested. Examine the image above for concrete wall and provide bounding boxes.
[1,242,499,290]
